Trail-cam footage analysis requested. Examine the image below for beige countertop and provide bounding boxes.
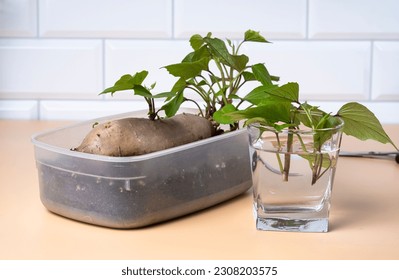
[1,120,398,260]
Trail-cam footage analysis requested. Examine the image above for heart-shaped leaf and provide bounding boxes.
[337,102,398,149]
[100,70,149,96]
[252,63,272,85]
[163,57,209,79]
[213,104,237,124]
[244,30,270,43]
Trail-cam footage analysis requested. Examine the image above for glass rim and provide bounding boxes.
[247,117,345,135]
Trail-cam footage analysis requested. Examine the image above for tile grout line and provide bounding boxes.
[368,41,374,101]
[36,100,40,120]
[36,0,40,38]
[305,0,310,39]
[102,39,106,101]
[36,0,41,119]
[171,0,175,39]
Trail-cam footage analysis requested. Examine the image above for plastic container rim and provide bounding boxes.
[31,110,247,163]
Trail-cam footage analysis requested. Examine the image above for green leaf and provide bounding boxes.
[243,71,278,83]
[240,82,297,106]
[161,92,185,117]
[195,79,208,87]
[296,102,326,129]
[190,34,204,50]
[149,82,156,90]
[268,82,299,103]
[337,102,398,149]
[100,71,149,95]
[132,85,152,98]
[244,30,270,43]
[101,75,133,94]
[209,74,222,84]
[214,86,228,98]
[213,104,237,124]
[226,38,233,48]
[171,78,187,94]
[228,94,242,100]
[183,45,211,63]
[228,101,292,124]
[243,85,279,105]
[152,91,176,99]
[131,70,149,85]
[272,123,295,131]
[300,153,332,169]
[244,117,293,129]
[163,57,209,79]
[270,75,280,82]
[182,52,195,63]
[231,54,249,72]
[242,71,256,81]
[100,70,148,95]
[252,63,272,85]
[193,45,212,61]
[313,125,337,151]
[203,37,237,69]
[244,117,269,127]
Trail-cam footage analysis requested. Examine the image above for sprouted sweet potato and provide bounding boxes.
[74,31,278,157]
[74,113,215,156]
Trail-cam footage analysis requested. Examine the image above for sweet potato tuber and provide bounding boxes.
[74,113,215,156]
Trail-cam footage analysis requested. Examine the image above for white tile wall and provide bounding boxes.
[372,42,399,100]
[174,0,307,39]
[39,0,172,38]
[244,41,371,101]
[0,0,37,37]
[0,0,398,123]
[0,100,38,119]
[309,0,399,39]
[39,100,148,120]
[39,100,200,120]
[0,39,103,99]
[105,39,192,100]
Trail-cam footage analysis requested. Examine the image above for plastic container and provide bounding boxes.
[31,111,252,228]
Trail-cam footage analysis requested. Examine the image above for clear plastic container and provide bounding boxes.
[31,111,252,228]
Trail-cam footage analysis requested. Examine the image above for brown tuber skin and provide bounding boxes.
[74,113,215,156]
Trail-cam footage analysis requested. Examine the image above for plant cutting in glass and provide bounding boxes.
[222,82,398,184]
[74,30,398,172]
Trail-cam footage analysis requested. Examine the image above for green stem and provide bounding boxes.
[311,151,332,185]
[187,86,209,103]
[235,40,245,54]
[297,134,314,171]
[232,74,243,91]
[316,156,332,182]
[184,98,204,117]
[146,97,157,120]
[228,73,243,98]
[311,152,321,185]
[215,61,226,89]
[206,69,223,92]
[283,131,293,181]
[300,104,316,129]
[214,60,229,106]
[275,133,284,174]
[234,80,248,109]
[228,66,235,97]
[199,74,217,95]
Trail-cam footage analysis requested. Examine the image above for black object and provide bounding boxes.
[340,151,399,164]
